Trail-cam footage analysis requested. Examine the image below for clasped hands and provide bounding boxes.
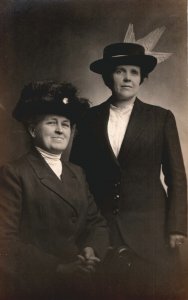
[169,234,185,248]
[57,246,100,277]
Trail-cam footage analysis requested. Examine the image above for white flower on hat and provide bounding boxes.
[62,97,69,104]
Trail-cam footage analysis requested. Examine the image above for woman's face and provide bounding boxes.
[111,65,141,101]
[29,114,71,154]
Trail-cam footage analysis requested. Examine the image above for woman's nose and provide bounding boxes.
[55,124,63,133]
[123,72,131,81]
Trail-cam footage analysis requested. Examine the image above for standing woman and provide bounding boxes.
[0,81,109,300]
[70,42,187,299]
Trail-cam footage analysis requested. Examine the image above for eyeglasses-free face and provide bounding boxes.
[111,65,141,102]
[29,114,71,155]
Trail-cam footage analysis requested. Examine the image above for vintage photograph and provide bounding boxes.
[0,0,187,299]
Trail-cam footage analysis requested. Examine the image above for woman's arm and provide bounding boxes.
[162,110,187,237]
[0,164,62,290]
[77,169,110,260]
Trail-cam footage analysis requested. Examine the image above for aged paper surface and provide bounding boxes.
[0,0,187,298]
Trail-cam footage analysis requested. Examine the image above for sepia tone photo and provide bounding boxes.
[0,0,187,299]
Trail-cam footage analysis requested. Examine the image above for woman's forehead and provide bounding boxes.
[42,114,70,122]
[115,65,141,70]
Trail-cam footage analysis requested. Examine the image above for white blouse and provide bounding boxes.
[36,147,62,179]
[107,101,135,157]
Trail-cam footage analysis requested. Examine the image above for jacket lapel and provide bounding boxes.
[118,98,149,163]
[26,149,79,214]
[95,98,120,168]
[92,98,149,169]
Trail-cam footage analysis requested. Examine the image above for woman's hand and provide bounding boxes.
[169,234,185,248]
[57,247,100,277]
[78,247,100,272]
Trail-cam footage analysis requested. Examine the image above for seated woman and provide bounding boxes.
[0,81,109,300]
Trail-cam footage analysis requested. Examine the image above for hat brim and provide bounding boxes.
[12,102,80,123]
[90,55,157,75]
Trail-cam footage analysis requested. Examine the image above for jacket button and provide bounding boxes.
[114,194,120,200]
[113,208,119,215]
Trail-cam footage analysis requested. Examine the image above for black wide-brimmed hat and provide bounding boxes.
[12,81,89,124]
[90,43,157,75]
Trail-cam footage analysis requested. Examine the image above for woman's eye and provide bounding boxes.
[62,123,70,128]
[47,121,56,125]
[115,70,122,74]
[131,69,139,75]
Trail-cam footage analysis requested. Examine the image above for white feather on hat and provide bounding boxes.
[123,24,172,63]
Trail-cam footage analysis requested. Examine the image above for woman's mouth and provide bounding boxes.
[121,85,132,88]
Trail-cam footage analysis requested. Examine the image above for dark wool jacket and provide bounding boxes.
[0,148,109,299]
[70,98,187,263]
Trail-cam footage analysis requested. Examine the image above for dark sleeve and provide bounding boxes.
[162,110,187,236]
[78,170,109,259]
[0,164,60,292]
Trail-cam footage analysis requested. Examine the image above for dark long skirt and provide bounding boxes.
[100,247,185,300]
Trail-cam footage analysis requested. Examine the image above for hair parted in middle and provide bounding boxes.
[101,65,147,89]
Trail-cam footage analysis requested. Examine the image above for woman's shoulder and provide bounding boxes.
[83,100,109,117]
[138,99,172,116]
[0,152,31,175]
[89,98,172,115]
[76,100,110,129]
[0,154,31,189]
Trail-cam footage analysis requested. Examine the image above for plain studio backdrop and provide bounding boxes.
[0,0,187,281]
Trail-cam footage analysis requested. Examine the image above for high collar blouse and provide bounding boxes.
[36,147,62,179]
[107,100,135,157]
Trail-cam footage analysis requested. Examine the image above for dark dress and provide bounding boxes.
[0,147,109,300]
[70,97,187,299]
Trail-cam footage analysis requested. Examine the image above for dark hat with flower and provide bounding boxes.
[12,81,89,124]
[90,42,157,75]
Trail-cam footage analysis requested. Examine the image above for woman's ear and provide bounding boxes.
[28,125,36,138]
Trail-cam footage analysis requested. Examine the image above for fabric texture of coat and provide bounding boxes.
[0,148,109,299]
[70,97,187,297]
